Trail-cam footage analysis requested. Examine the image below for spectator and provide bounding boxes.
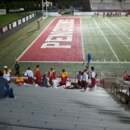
[35,65,41,85]
[61,69,68,85]
[48,68,56,85]
[0,70,14,99]
[24,67,34,84]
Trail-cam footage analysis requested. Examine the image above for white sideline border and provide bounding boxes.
[19,61,130,64]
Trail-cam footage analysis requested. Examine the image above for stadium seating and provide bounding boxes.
[91,3,122,10]
[0,83,130,130]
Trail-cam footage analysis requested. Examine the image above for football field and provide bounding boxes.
[0,15,130,77]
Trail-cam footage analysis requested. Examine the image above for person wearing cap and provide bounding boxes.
[3,68,11,83]
[3,66,12,75]
[0,70,15,99]
[3,66,12,83]
[35,65,41,85]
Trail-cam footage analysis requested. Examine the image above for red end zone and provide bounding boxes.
[19,18,84,62]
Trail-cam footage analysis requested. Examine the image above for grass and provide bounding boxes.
[0,13,28,27]
[0,15,130,78]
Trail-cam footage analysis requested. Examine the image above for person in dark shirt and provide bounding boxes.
[0,70,14,99]
[15,61,20,76]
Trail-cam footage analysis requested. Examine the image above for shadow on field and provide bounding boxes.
[26,29,38,34]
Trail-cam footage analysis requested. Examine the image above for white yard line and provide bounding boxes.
[18,17,55,60]
[108,20,130,40]
[19,60,130,64]
[80,18,85,61]
[91,61,130,64]
[104,21,130,52]
[19,61,84,63]
[92,18,120,62]
[103,21,125,45]
[117,17,130,26]
[117,18,130,33]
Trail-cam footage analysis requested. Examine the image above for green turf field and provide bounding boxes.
[0,15,130,78]
[0,13,27,27]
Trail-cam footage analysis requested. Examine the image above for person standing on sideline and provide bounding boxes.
[15,61,20,76]
[61,69,68,85]
[35,65,41,85]
[37,20,40,29]
[3,66,12,75]
[0,70,15,99]
[24,67,34,85]
[91,66,96,88]
[82,69,89,91]
[48,68,56,85]
[3,68,11,83]
[3,66,12,82]
[86,53,92,67]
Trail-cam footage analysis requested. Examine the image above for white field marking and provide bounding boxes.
[117,18,130,34]
[117,17,130,26]
[103,21,125,45]
[108,20,130,40]
[92,18,120,62]
[80,18,85,61]
[91,61,130,64]
[103,21,130,52]
[18,18,56,61]
[18,61,84,63]
[18,61,130,64]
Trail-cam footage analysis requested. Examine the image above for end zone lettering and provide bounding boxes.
[41,19,74,49]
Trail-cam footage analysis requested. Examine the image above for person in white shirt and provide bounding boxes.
[91,66,96,88]
[82,69,89,90]
[3,71,10,83]
[52,77,59,89]
[24,67,34,85]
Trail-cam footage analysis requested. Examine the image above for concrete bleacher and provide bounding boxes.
[0,83,130,130]
[91,3,122,11]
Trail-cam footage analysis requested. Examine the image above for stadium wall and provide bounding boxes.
[0,12,38,35]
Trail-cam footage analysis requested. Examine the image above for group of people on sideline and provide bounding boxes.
[77,66,97,91]
[1,63,69,88]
